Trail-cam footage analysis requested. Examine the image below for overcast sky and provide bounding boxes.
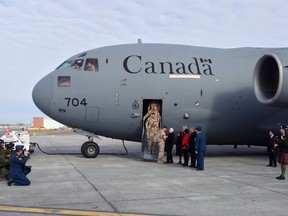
[0,0,287,124]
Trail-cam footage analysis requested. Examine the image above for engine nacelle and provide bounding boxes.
[254,52,288,107]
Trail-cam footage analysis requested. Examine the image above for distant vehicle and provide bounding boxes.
[32,40,288,158]
[1,128,30,150]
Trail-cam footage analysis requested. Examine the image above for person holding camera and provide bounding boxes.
[8,145,31,186]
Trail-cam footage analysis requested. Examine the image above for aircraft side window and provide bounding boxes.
[84,58,98,72]
[71,59,84,70]
[58,76,70,87]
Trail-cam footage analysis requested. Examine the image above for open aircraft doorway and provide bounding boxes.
[142,99,163,160]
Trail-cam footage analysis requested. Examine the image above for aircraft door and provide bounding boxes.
[142,99,163,161]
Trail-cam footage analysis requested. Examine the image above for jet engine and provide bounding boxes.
[254,52,288,107]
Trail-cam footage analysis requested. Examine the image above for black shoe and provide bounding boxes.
[273,165,277,168]
[276,176,285,180]
[182,164,188,167]
[189,165,195,168]
[7,178,14,186]
[197,168,204,171]
[266,165,273,167]
[177,162,182,164]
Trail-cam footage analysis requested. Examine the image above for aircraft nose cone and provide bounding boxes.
[32,74,53,116]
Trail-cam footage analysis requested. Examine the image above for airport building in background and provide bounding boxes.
[33,117,64,129]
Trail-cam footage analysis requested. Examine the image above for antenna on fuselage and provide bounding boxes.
[137,38,142,44]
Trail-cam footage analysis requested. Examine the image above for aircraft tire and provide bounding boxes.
[81,141,100,158]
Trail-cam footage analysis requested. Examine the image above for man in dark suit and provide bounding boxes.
[195,126,207,171]
[188,127,197,168]
[267,130,278,167]
[165,128,175,163]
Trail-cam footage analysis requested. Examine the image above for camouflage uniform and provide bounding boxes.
[157,129,167,163]
[147,121,160,154]
[143,102,161,123]
[144,104,160,153]
[0,147,10,179]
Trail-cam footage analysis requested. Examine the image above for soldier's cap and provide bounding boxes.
[15,145,24,151]
[195,125,202,131]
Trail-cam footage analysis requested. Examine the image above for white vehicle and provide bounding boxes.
[1,129,30,150]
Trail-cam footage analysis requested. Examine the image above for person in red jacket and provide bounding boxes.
[181,129,190,166]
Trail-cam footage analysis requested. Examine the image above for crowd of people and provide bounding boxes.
[0,139,31,186]
[143,102,288,178]
[143,102,207,170]
[174,125,207,170]
[149,125,207,170]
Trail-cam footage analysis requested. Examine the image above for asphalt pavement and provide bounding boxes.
[1,134,288,216]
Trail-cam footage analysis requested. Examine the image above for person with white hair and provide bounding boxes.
[165,128,175,163]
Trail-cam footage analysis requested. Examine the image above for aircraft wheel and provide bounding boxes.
[81,141,100,158]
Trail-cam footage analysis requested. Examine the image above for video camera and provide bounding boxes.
[5,142,15,150]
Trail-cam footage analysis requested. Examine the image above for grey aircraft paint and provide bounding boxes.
[32,42,288,157]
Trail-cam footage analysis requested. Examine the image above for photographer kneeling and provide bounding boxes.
[8,145,31,186]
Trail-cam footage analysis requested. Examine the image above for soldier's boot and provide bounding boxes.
[157,160,164,164]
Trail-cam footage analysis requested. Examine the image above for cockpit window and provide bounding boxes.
[71,59,84,70]
[85,58,98,72]
[56,60,73,70]
[56,58,98,72]
[58,76,70,87]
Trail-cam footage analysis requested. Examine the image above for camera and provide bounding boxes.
[5,142,15,150]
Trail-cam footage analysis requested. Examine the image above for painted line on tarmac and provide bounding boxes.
[0,205,148,216]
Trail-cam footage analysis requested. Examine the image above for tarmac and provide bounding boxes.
[1,133,288,216]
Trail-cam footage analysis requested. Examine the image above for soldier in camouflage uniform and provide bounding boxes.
[157,126,167,163]
[143,102,161,154]
[146,114,160,154]
[0,139,10,179]
[143,102,161,125]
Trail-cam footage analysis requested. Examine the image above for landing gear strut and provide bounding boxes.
[74,129,101,158]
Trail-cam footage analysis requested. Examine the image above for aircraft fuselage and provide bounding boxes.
[33,43,288,146]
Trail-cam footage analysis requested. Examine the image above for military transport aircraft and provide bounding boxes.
[32,40,288,158]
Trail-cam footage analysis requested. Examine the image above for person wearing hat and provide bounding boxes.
[274,126,288,180]
[8,145,31,186]
[195,126,207,171]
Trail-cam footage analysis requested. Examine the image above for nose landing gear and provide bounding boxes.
[74,128,101,158]
[81,141,100,158]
